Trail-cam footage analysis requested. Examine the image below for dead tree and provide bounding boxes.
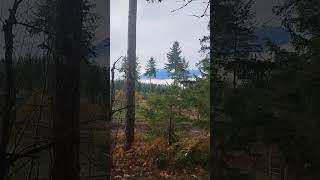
[52,0,82,179]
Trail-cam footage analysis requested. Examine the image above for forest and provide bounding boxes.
[0,0,319,180]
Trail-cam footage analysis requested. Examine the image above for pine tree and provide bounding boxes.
[274,0,320,53]
[165,41,189,83]
[119,56,140,80]
[30,0,99,58]
[210,0,258,179]
[144,57,157,83]
[214,0,258,89]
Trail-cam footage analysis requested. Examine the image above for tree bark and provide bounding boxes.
[0,17,14,180]
[125,0,137,149]
[52,0,82,179]
[233,68,237,89]
[105,2,111,178]
[209,0,216,179]
[104,64,112,180]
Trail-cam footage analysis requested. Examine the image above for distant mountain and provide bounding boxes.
[255,26,290,46]
[94,37,110,56]
[140,69,201,80]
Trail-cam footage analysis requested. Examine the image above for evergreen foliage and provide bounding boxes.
[144,57,157,81]
[165,41,189,83]
[119,56,141,80]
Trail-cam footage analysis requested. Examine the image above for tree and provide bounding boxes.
[264,0,320,178]
[125,0,138,149]
[209,0,258,178]
[208,0,320,179]
[144,57,157,84]
[119,56,140,80]
[165,41,189,83]
[213,0,258,89]
[142,85,183,145]
[52,0,82,179]
[30,0,99,58]
[274,0,320,53]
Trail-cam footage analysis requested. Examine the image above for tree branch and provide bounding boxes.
[189,1,209,18]
[7,141,53,164]
[111,56,122,111]
[16,21,56,35]
[171,0,195,13]
[112,106,128,115]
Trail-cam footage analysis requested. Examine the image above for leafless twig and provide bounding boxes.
[171,0,195,13]
[112,106,128,115]
[111,56,122,110]
[189,1,209,18]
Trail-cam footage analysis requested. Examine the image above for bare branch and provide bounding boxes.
[16,21,56,35]
[112,106,128,115]
[171,0,195,13]
[7,141,53,164]
[111,56,122,110]
[189,1,210,18]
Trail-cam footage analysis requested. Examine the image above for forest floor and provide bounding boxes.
[111,119,209,180]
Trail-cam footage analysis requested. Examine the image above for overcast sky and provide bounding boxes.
[0,0,280,65]
[111,0,210,72]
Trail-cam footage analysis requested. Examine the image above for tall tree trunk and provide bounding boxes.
[125,0,137,149]
[233,69,237,89]
[105,1,111,178]
[0,1,22,178]
[52,0,82,179]
[104,65,112,179]
[233,28,238,90]
[210,0,215,179]
[168,105,173,145]
[0,16,15,180]
[149,78,152,93]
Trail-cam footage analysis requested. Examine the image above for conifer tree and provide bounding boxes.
[165,41,189,83]
[34,0,98,54]
[144,57,157,84]
[119,56,140,80]
[214,0,258,88]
